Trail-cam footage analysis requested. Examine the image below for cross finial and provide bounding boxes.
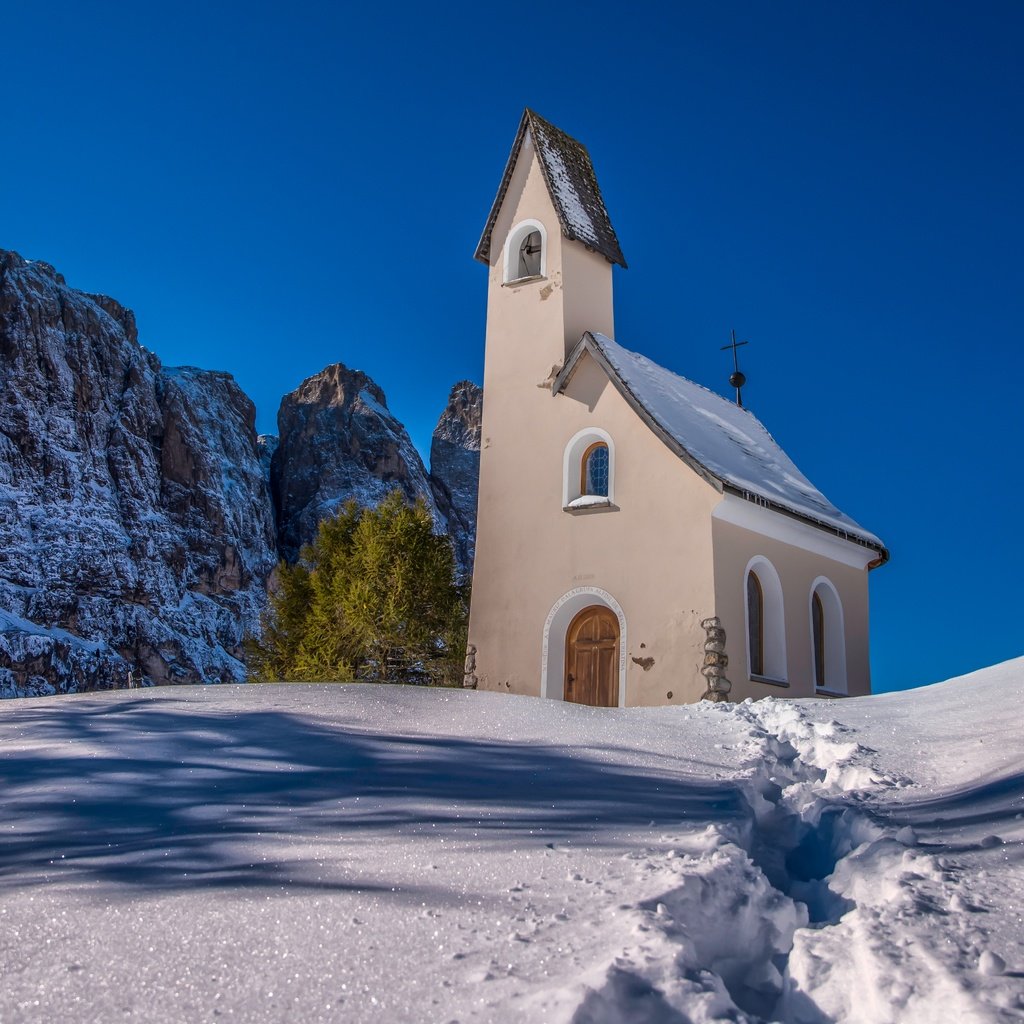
[720,329,749,407]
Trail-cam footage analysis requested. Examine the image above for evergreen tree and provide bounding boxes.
[247,492,467,685]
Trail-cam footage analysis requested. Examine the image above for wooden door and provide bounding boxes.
[564,606,620,707]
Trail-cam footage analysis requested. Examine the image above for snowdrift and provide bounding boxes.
[0,658,1021,1022]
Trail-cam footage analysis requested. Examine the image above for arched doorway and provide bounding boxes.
[564,605,620,707]
[541,587,627,704]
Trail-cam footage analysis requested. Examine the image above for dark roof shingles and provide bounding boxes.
[475,110,627,269]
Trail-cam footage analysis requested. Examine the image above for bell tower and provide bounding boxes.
[467,110,627,692]
[474,109,626,385]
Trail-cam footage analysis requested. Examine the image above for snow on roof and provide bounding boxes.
[556,333,885,554]
[475,109,627,269]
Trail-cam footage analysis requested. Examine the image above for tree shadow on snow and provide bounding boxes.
[0,696,748,896]
[870,771,1024,858]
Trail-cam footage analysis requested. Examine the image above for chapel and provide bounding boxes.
[465,109,888,706]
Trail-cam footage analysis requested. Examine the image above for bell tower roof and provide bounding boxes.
[475,109,627,269]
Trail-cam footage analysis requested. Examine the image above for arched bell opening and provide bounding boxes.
[503,218,548,283]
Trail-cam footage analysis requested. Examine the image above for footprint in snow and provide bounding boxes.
[978,950,1006,976]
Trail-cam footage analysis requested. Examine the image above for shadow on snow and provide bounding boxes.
[0,696,747,895]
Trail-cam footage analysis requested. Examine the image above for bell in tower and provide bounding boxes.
[517,230,543,279]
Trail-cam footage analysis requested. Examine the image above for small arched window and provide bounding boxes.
[810,578,846,693]
[581,442,609,497]
[747,572,764,677]
[503,219,547,283]
[562,428,615,509]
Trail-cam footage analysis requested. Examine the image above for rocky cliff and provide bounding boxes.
[270,364,440,562]
[429,381,482,575]
[0,250,277,696]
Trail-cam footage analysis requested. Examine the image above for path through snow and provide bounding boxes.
[1,663,1022,1022]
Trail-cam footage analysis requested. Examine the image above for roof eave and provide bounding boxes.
[569,238,628,269]
[721,484,890,566]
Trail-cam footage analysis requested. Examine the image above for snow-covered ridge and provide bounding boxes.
[271,363,450,563]
[428,380,482,574]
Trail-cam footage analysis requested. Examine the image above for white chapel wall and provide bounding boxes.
[470,341,722,705]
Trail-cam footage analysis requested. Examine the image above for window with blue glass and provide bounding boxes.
[582,442,610,497]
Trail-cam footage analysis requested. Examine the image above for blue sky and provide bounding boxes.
[2,1,1021,692]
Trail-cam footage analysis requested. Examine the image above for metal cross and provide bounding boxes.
[720,329,749,407]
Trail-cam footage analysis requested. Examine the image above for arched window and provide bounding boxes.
[747,572,764,677]
[810,578,846,693]
[744,557,787,683]
[581,442,609,497]
[503,219,547,283]
[812,592,825,688]
[562,428,615,509]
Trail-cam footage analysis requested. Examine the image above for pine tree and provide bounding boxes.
[247,492,467,685]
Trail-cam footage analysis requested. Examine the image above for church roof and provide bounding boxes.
[553,332,887,560]
[475,110,627,269]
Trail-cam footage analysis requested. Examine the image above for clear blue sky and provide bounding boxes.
[2,1,1021,693]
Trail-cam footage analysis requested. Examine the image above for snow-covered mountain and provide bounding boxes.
[0,250,480,696]
[0,251,278,695]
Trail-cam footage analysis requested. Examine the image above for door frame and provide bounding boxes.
[540,586,627,706]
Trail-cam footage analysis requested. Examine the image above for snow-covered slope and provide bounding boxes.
[1,658,1019,1022]
[770,658,1024,1022]
[0,251,278,695]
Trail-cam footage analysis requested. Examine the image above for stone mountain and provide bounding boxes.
[271,364,438,564]
[0,249,480,696]
[429,381,482,573]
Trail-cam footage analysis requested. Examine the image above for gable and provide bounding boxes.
[475,109,627,269]
[554,332,888,560]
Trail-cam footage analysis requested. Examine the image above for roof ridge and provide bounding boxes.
[590,333,803,473]
[590,333,755,410]
[523,108,584,151]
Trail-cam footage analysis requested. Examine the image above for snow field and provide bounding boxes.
[735,671,1024,1023]
[0,662,1022,1022]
